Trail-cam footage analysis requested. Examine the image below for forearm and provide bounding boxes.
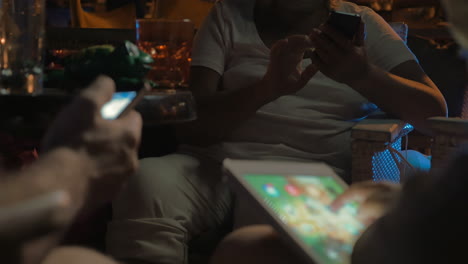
[349,64,447,134]
[177,78,274,146]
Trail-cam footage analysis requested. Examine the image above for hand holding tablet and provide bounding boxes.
[224,159,366,264]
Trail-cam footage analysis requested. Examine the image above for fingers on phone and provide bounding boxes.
[310,30,336,55]
[310,52,326,70]
[319,25,353,50]
[286,35,313,51]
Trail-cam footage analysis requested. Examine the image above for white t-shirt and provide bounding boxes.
[183,0,416,180]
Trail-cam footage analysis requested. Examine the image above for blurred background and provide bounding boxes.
[45,0,446,27]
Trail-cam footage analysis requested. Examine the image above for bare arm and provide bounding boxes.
[350,60,447,134]
[310,25,447,134]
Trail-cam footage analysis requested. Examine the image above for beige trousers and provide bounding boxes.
[106,154,233,264]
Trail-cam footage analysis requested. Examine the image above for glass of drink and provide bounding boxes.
[0,0,45,95]
[136,19,194,89]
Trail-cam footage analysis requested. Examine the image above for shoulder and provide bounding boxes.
[203,0,253,30]
[336,1,374,15]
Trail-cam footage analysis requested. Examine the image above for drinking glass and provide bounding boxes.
[0,0,45,95]
[136,19,194,89]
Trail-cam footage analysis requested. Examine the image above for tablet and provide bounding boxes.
[224,159,364,264]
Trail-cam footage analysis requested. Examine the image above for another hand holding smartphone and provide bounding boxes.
[101,86,197,123]
[304,11,362,60]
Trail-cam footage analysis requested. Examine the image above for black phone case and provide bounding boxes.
[327,11,361,40]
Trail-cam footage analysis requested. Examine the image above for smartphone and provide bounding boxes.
[101,88,148,120]
[327,11,361,40]
[224,159,364,264]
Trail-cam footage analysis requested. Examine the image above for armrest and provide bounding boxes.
[352,119,413,143]
[428,117,468,137]
[428,117,468,170]
[351,119,413,183]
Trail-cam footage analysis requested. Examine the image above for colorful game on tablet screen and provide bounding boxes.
[243,174,364,264]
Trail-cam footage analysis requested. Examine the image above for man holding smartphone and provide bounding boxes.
[107,0,447,263]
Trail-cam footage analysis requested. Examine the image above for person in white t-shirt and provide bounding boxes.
[211,1,468,263]
[106,0,447,263]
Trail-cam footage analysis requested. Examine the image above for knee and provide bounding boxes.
[130,157,178,195]
[112,154,200,219]
[211,225,300,264]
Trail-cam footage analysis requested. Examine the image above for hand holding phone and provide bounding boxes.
[304,11,361,60]
[306,10,368,85]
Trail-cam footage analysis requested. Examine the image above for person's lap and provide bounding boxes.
[40,227,295,264]
[106,153,232,264]
[42,247,120,264]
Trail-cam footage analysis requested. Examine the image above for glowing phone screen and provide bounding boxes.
[101,91,137,120]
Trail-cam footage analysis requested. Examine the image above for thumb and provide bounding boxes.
[354,21,366,46]
[80,75,116,109]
